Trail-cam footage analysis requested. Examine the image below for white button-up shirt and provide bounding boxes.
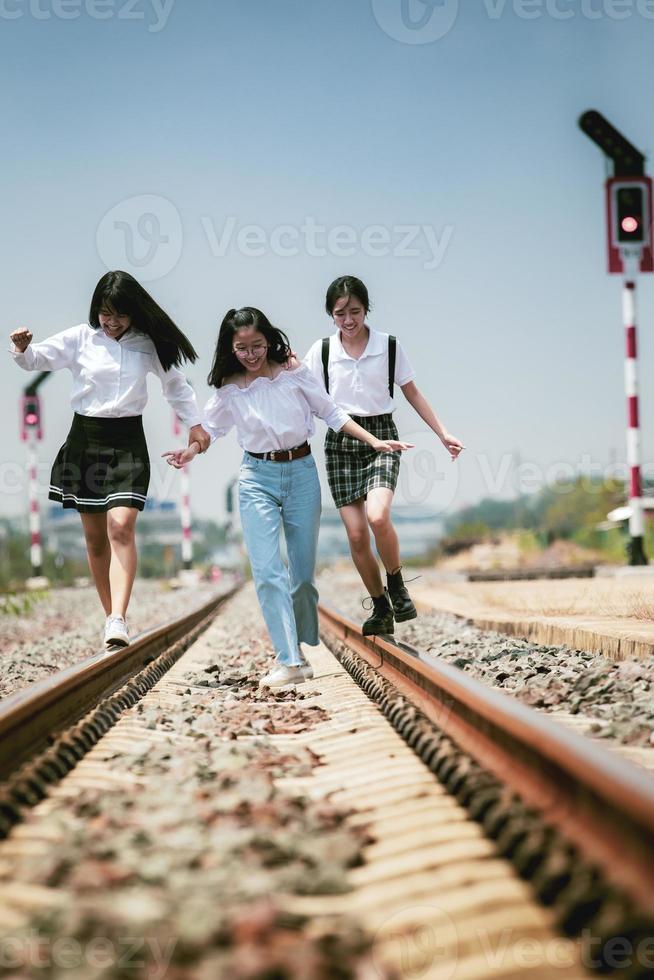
[303,328,415,416]
[11,323,202,426]
[202,364,349,452]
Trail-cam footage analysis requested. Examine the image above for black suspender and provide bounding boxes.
[321,336,330,393]
[322,335,396,397]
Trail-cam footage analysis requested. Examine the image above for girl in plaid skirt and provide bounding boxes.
[304,276,464,636]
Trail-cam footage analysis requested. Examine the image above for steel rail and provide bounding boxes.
[318,602,654,917]
[0,586,239,782]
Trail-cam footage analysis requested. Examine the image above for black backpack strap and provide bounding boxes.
[388,335,396,398]
[321,337,330,393]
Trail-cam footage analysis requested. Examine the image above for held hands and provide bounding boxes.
[371,439,415,454]
[162,442,201,469]
[189,424,211,453]
[10,328,32,353]
[440,432,465,462]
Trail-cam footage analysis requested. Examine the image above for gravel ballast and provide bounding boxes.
[317,567,654,749]
[0,581,224,701]
[1,586,384,979]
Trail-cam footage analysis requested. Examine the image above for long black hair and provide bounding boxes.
[89,271,198,371]
[325,275,371,316]
[207,307,292,389]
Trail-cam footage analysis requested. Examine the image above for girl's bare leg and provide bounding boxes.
[80,512,112,615]
[107,506,139,619]
[339,500,385,596]
[366,487,401,573]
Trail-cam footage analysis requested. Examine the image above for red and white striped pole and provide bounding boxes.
[623,279,648,564]
[27,431,42,576]
[173,412,193,570]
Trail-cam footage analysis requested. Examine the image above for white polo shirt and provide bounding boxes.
[303,328,415,416]
[11,323,202,425]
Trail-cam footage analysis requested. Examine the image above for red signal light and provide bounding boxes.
[25,413,39,425]
[621,216,639,234]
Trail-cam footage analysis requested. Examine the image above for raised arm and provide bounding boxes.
[9,325,81,372]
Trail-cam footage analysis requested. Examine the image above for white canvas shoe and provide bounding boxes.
[258,664,306,689]
[104,615,130,648]
[297,652,314,680]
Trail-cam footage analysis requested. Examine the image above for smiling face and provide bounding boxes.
[232,326,269,373]
[332,293,367,343]
[98,304,132,340]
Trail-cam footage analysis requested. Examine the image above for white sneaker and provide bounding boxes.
[258,664,306,689]
[104,615,130,648]
[297,652,314,680]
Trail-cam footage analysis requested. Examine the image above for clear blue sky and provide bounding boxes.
[2,0,654,521]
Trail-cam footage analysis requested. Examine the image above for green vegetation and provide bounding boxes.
[440,477,641,563]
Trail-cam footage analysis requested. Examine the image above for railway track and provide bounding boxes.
[0,585,239,832]
[0,585,651,977]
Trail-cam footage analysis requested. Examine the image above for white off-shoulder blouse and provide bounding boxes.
[202,364,349,452]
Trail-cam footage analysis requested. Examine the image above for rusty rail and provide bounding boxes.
[318,602,654,919]
[0,586,239,783]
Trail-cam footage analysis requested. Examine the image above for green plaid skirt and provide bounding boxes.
[325,414,400,509]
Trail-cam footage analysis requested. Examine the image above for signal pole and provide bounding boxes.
[579,110,654,565]
[20,372,50,585]
[172,410,193,574]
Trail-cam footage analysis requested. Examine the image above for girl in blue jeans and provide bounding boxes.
[164,307,412,689]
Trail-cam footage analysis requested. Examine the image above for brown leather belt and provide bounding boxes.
[246,441,311,462]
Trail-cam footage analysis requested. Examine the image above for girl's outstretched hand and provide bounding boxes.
[371,439,415,454]
[10,328,32,352]
[441,433,465,461]
[162,443,200,469]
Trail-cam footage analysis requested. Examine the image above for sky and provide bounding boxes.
[2,0,654,524]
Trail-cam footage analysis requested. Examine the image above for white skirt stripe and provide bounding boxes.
[49,487,147,505]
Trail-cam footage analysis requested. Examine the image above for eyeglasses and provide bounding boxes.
[233,344,268,358]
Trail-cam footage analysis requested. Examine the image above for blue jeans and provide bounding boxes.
[238,452,321,666]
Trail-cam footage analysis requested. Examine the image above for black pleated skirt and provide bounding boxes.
[49,414,150,513]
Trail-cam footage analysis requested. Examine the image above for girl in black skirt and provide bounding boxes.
[304,276,464,635]
[9,271,209,648]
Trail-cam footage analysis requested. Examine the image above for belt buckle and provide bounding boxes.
[287,449,292,461]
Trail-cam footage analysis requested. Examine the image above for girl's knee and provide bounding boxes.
[346,526,369,551]
[368,510,392,534]
[107,515,136,546]
[85,536,108,558]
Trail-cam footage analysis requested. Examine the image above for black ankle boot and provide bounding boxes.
[386,567,417,622]
[362,589,395,636]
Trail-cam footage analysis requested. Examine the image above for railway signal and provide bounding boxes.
[579,110,653,565]
[20,394,42,442]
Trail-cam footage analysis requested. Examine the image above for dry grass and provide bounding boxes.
[434,578,654,621]
[413,576,654,659]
